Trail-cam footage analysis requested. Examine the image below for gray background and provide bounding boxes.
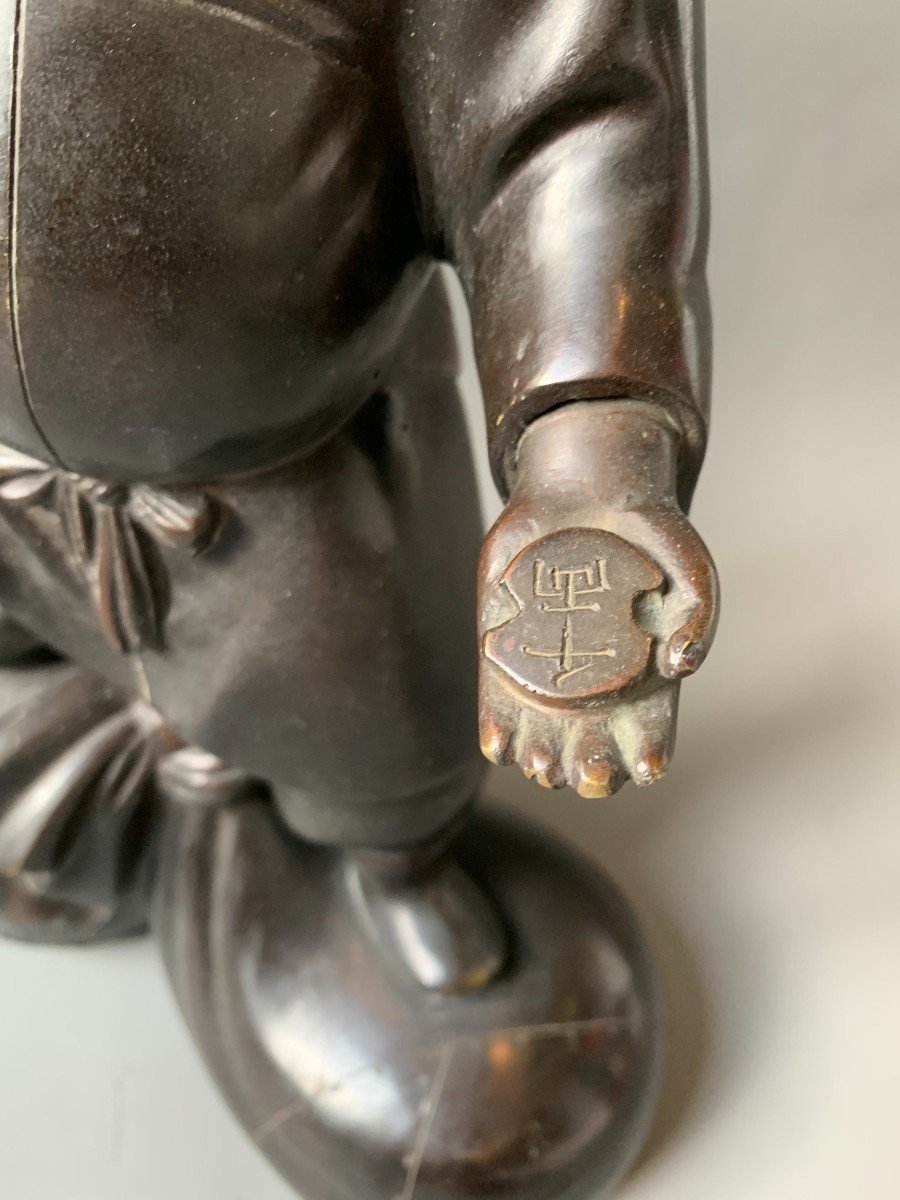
[1,0,899,1196]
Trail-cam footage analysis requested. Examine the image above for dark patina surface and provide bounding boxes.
[0,2,717,1196]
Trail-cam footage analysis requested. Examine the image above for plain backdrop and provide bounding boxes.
[1,1,899,1197]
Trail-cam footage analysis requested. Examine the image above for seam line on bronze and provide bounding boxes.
[7,0,60,466]
[399,1042,454,1200]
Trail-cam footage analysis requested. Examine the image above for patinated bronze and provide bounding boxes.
[0,1,717,1195]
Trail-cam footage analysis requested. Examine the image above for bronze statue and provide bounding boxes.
[0,0,718,1195]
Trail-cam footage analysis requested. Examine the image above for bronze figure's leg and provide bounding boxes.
[130,293,506,993]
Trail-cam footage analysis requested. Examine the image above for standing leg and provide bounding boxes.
[138,320,486,851]
[118,275,506,990]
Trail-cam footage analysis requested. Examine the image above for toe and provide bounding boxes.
[479,710,514,767]
[612,687,679,789]
[568,729,623,798]
[629,741,670,787]
[523,748,565,789]
[515,717,565,789]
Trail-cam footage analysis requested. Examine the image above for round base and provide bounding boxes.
[155,796,663,1200]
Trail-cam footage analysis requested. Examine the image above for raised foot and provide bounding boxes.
[155,791,663,1200]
